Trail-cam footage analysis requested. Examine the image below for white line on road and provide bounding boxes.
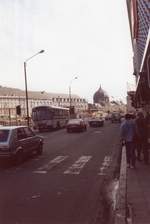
[94,131,102,134]
[33,170,47,174]
[33,156,68,173]
[98,155,112,175]
[64,156,92,175]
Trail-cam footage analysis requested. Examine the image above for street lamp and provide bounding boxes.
[69,76,78,109]
[24,50,44,126]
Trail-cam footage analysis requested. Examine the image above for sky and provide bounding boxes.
[0,0,135,103]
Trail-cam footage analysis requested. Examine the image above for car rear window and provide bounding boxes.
[68,119,81,124]
[0,130,9,142]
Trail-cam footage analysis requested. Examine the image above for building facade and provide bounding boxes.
[126,91,136,113]
[93,86,109,106]
[126,0,150,112]
[0,86,88,119]
[92,86,126,115]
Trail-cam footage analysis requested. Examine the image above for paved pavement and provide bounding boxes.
[127,159,150,224]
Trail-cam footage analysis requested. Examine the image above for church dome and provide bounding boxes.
[93,86,109,104]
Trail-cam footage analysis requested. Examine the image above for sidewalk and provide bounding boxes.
[127,160,150,224]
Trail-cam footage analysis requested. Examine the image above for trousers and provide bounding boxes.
[125,141,136,166]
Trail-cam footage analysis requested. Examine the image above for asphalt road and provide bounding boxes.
[0,121,120,224]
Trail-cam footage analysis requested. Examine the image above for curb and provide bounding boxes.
[114,146,127,224]
[126,203,133,224]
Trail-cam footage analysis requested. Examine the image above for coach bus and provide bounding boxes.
[31,105,69,131]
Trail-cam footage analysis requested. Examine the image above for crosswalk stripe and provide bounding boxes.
[33,156,68,173]
[98,155,111,175]
[32,155,112,175]
[64,156,92,175]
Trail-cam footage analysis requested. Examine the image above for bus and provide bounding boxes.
[31,106,69,131]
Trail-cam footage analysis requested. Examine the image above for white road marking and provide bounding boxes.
[33,155,68,173]
[104,156,112,162]
[99,167,105,176]
[64,156,92,175]
[98,155,112,175]
[94,131,102,134]
[33,170,47,174]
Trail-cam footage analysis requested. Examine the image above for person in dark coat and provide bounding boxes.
[120,113,136,168]
[135,112,149,164]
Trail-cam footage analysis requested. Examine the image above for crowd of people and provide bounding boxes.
[120,111,150,168]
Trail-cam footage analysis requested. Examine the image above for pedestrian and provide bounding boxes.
[120,113,136,168]
[135,112,149,164]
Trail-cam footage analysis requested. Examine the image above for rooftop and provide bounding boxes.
[0,86,82,99]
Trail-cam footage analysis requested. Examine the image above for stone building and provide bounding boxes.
[93,86,109,106]
[0,86,88,119]
[92,85,126,114]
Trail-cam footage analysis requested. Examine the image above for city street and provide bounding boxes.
[0,121,121,224]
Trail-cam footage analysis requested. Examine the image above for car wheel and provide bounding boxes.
[57,122,60,129]
[39,128,43,133]
[15,150,23,165]
[82,127,85,132]
[36,144,43,155]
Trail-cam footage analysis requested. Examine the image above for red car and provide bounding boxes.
[66,119,87,133]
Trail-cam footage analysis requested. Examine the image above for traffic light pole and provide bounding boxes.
[24,62,30,127]
[69,85,71,109]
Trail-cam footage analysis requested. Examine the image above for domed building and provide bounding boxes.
[93,85,109,106]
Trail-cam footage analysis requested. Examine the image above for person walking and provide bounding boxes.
[120,113,136,168]
[135,112,149,164]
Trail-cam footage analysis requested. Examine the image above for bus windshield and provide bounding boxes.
[32,109,52,121]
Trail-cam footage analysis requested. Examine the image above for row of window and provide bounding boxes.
[0,97,86,105]
[137,0,150,67]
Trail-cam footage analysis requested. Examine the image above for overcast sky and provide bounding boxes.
[0,0,135,103]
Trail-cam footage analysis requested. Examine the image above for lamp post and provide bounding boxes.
[24,50,44,126]
[69,76,78,110]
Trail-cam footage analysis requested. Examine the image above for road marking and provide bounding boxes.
[99,167,105,175]
[33,155,68,173]
[94,131,102,134]
[64,156,92,175]
[98,155,112,175]
[33,170,47,174]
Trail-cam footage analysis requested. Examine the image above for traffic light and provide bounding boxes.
[16,105,21,115]
[69,106,75,115]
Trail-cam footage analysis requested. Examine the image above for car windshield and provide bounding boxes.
[0,130,10,142]
[68,119,81,124]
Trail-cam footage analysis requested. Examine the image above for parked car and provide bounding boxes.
[111,113,121,123]
[0,126,44,164]
[88,118,104,127]
[66,119,87,133]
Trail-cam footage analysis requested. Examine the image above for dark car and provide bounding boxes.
[66,119,87,133]
[111,113,121,123]
[0,126,44,164]
[88,118,104,127]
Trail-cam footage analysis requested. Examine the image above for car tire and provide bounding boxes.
[57,122,60,129]
[39,128,43,133]
[36,144,43,155]
[15,150,23,165]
